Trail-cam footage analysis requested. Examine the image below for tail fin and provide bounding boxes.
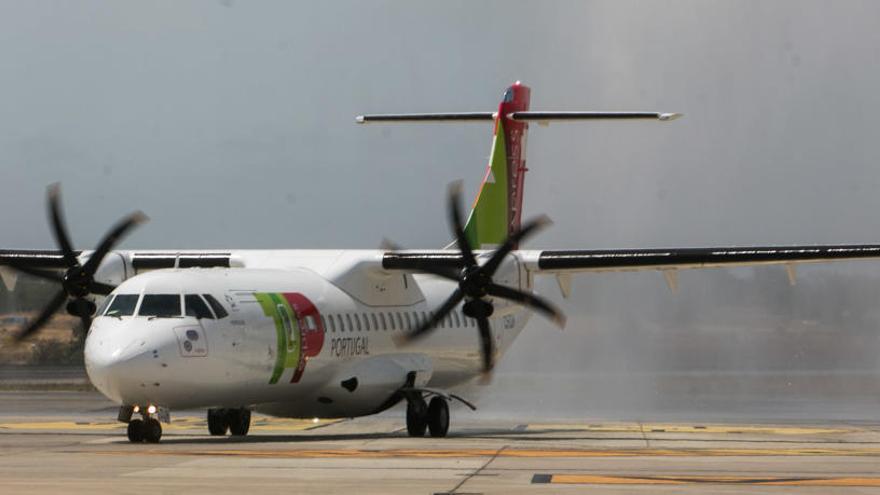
[463,82,530,249]
[356,82,680,249]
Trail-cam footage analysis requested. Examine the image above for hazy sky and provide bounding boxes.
[4,2,880,403]
[3,0,880,253]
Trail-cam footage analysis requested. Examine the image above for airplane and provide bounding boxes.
[3,81,880,444]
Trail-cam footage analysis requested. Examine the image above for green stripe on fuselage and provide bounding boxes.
[255,292,301,385]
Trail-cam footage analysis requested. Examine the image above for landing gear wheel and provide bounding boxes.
[207,408,229,436]
[143,418,162,443]
[228,409,251,436]
[127,419,144,443]
[427,397,450,438]
[406,398,428,437]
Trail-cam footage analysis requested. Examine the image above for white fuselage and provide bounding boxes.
[83,250,532,418]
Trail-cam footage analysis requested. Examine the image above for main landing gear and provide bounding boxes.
[207,408,251,437]
[406,395,450,438]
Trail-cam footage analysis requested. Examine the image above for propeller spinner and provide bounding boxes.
[7,184,147,341]
[394,182,565,374]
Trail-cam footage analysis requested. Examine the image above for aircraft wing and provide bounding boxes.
[381,244,880,274]
[0,249,73,269]
[518,245,880,274]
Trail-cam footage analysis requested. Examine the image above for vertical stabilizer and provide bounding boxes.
[463,82,531,249]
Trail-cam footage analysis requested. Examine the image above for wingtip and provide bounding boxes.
[355,115,365,124]
[659,112,683,121]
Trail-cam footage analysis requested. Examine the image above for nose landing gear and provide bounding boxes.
[207,408,251,437]
[126,414,162,443]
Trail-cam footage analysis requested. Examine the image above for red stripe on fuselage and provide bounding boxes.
[281,292,325,383]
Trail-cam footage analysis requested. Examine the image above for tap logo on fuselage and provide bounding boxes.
[254,292,325,384]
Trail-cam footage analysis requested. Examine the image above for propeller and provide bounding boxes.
[394,182,565,374]
[7,184,147,341]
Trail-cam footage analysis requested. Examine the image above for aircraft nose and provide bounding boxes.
[84,320,178,405]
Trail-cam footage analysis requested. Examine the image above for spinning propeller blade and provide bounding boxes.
[9,184,147,341]
[391,182,565,373]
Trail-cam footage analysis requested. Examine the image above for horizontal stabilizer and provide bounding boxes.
[356,112,495,123]
[508,111,681,122]
[356,111,681,124]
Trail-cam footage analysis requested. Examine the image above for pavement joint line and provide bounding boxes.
[444,444,508,495]
[532,474,880,486]
[637,422,650,448]
[79,447,880,458]
[0,417,342,432]
[524,423,854,435]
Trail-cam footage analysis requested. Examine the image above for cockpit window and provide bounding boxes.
[203,294,228,319]
[185,294,215,319]
[138,294,181,317]
[105,294,139,317]
[96,295,115,316]
[502,87,514,102]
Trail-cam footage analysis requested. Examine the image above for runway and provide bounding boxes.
[2,391,880,494]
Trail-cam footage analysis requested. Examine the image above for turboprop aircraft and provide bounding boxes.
[3,82,880,444]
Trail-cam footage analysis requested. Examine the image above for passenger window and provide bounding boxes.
[396,312,404,330]
[345,314,353,332]
[336,314,345,332]
[362,314,370,331]
[106,294,138,317]
[452,310,461,327]
[370,313,378,331]
[404,312,412,330]
[327,315,336,333]
[185,294,214,319]
[203,294,229,319]
[378,313,386,331]
[355,314,363,332]
[320,315,327,332]
[139,294,181,317]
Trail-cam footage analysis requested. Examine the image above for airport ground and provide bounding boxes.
[2,369,880,494]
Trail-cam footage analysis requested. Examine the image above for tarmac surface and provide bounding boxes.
[2,388,880,494]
